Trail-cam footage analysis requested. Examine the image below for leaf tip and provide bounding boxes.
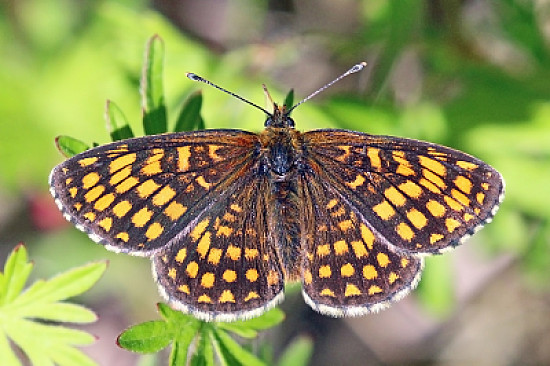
[14,242,26,252]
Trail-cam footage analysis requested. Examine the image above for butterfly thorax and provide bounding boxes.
[258,126,305,281]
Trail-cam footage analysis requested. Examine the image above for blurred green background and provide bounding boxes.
[1,0,550,364]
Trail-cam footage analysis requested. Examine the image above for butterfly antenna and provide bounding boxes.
[187,73,271,116]
[286,62,367,114]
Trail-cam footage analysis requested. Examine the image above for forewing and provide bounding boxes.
[299,174,424,316]
[304,129,505,254]
[152,172,285,322]
[49,130,259,256]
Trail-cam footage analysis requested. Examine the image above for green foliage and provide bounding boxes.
[56,34,205,158]
[0,244,107,366]
[117,304,285,366]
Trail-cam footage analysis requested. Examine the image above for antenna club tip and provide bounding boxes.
[350,62,367,73]
[186,72,200,81]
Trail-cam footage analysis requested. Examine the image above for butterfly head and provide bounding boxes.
[264,104,295,129]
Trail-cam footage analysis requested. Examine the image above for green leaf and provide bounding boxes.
[4,318,96,353]
[141,34,167,135]
[117,321,173,353]
[106,100,134,141]
[0,330,21,366]
[216,308,285,339]
[15,302,97,323]
[169,320,201,366]
[12,261,107,307]
[174,91,204,132]
[54,135,90,157]
[229,307,285,330]
[284,89,294,109]
[0,245,105,365]
[0,244,33,305]
[50,345,97,366]
[157,302,195,324]
[276,336,314,366]
[215,323,258,339]
[213,328,266,366]
[190,326,214,366]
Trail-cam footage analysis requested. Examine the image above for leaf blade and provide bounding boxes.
[13,261,107,307]
[174,91,203,132]
[141,34,167,135]
[118,320,173,354]
[0,244,33,305]
[55,136,90,158]
[14,302,97,323]
[105,100,134,141]
[214,328,266,366]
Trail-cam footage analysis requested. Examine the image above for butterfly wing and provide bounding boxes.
[298,173,424,316]
[152,170,285,321]
[303,129,505,255]
[49,130,260,256]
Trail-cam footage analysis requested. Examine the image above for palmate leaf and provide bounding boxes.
[0,244,106,366]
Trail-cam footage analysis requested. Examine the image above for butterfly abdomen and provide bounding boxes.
[257,127,306,280]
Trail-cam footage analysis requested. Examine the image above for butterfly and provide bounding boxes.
[49,62,505,321]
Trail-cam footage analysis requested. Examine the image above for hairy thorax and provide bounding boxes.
[257,127,306,280]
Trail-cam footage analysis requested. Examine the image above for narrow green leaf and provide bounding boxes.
[15,302,97,323]
[190,326,214,366]
[209,331,229,366]
[117,321,173,353]
[18,341,53,366]
[229,307,285,331]
[5,318,96,351]
[1,244,33,305]
[197,115,205,130]
[50,345,97,366]
[55,135,90,157]
[169,336,191,366]
[214,329,265,366]
[276,336,313,366]
[157,302,191,323]
[141,34,167,135]
[105,100,134,141]
[13,262,107,307]
[284,89,294,109]
[168,316,201,366]
[215,322,257,339]
[158,303,201,331]
[174,91,203,132]
[10,278,46,305]
[0,330,22,366]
